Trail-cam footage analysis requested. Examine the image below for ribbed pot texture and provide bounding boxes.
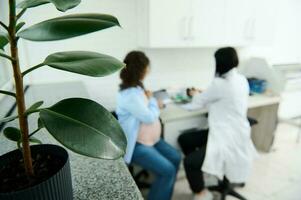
[0,144,73,200]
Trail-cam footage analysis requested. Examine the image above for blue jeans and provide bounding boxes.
[131,139,181,200]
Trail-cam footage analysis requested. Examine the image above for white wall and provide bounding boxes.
[272,0,300,63]
[297,0,301,62]
[16,0,218,109]
[1,0,300,109]
[18,0,140,109]
[241,0,301,65]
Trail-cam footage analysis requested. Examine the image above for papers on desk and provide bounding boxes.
[162,99,173,104]
[181,103,202,111]
[153,89,173,105]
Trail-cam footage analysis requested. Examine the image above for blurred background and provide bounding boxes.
[1,0,301,199]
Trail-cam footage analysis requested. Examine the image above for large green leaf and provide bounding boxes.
[18,0,81,12]
[3,127,21,142]
[39,98,127,159]
[0,31,9,50]
[18,14,120,41]
[43,51,125,77]
[38,118,44,129]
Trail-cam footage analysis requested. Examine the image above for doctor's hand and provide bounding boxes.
[187,87,201,97]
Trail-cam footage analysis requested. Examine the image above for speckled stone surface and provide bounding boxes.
[0,82,143,200]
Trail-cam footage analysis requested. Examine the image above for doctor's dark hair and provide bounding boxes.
[214,47,239,77]
[120,51,150,90]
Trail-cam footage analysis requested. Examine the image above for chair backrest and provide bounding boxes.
[247,117,258,127]
[111,111,118,120]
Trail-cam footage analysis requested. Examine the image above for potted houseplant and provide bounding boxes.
[0,0,127,199]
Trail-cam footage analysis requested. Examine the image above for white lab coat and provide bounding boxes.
[193,68,257,183]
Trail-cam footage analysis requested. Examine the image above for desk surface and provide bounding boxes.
[161,94,281,123]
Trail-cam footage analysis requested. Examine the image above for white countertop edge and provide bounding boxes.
[161,94,281,123]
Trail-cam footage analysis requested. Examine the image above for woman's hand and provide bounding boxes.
[145,90,153,99]
[157,100,165,109]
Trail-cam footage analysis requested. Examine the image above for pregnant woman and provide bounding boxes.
[116,51,181,200]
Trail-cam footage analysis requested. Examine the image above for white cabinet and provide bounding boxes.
[239,0,277,45]
[138,0,226,48]
[191,0,252,47]
[137,0,276,48]
[137,0,192,48]
[224,0,251,46]
[191,0,226,47]
[251,0,276,45]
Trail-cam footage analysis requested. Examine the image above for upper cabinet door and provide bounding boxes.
[251,0,276,45]
[190,0,227,47]
[224,0,250,46]
[137,0,276,48]
[191,0,252,47]
[138,0,192,48]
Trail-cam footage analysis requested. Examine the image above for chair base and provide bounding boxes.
[134,170,151,189]
[208,178,247,200]
[128,165,152,189]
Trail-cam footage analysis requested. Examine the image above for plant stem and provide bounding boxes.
[0,89,16,97]
[17,8,27,20]
[29,127,41,138]
[0,21,9,31]
[9,0,34,176]
[22,63,44,77]
[0,52,15,61]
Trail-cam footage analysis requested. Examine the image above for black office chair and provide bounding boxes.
[208,177,247,200]
[111,111,165,190]
[208,117,258,200]
[127,165,152,189]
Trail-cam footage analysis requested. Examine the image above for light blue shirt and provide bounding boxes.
[116,86,160,163]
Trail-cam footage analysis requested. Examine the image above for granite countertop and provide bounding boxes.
[0,82,142,200]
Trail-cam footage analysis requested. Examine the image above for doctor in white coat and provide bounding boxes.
[178,47,257,200]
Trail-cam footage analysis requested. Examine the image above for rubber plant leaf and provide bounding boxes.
[0,115,18,123]
[0,32,9,50]
[3,127,21,142]
[17,0,81,12]
[16,22,26,32]
[38,118,44,129]
[29,137,42,144]
[18,14,120,41]
[39,98,127,159]
[26,101,44,114]
[43,51,125,77]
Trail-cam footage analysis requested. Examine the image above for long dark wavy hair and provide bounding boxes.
[120,51,150,90]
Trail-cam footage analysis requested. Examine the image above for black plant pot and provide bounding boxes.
[0,144,73,200]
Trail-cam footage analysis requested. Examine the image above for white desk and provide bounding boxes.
[160,94,281,152]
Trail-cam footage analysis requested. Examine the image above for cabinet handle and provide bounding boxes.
[250,19,256,39]
[244,18,252,39]
[180,17,189,40]
[188,16,194,41]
